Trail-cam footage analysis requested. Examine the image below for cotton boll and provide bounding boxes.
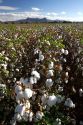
[15,85,22,94]
[10,119,16,125]
[36,111,44,120]
[47,70,54,77]
[21,78,29,87]
[64,98,75,108]
[16,91,24,100]
[48,61,54,69]
[22,110,30,121]
[65,72,68,77]
[30,76,37,84]
[55,118,61,125]
[16,96,20,104]
[79,88,83,97]
[29,111,33,122]
[20,105,26,116]
[61,48,65,54]
[47,95,57,107]
[24,88,33,99]
[64,50,69,55]
[56,95,64,104]
[46,78,53,88]
[58,86,63,92]
[15,104,23,113]
[14,113,22,122]
[25,100,30,109]
[80,121,83,125]
[39,54,44,61]
[41,94,47,104]
[15,104,25,116]
[31,70,40,80]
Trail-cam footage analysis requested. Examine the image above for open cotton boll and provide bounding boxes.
[30,76,37,84]
[15,104,23,113]
[47,70,54,77]
[48,61,54,69]
[16,96,20,104]
[25,100,30,109]
[61,48,65,54]
[79,88,83,97]
[55,118,61,125]
[31,70,40,80]
[15,85,22,94]
[64,50,69,55]
[41,94,47,104]
[22,110,30,121]
[24,88,33,99]
[10,119,16,125]
[16,91,24,100]
[20,77,29,87]
[47,95,57,107]
[39,54,44,61]
[29,111,33,122]
[56,95,64,104]
[64,98,75,108]
[15,104,25,116]
[36,111,44,120]
[46,78,53,88]
[14,113,22,122]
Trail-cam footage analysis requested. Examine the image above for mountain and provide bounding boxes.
[2,17,72,23]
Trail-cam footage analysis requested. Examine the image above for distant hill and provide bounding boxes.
[1,17,73,23]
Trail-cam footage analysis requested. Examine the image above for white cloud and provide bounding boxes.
[47,12,58,16]
[0,11,83,22]
[61,11,66,15]
[0,6,18,10]
[32,7,40,11]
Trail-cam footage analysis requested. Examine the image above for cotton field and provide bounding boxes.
[0,23,83,125]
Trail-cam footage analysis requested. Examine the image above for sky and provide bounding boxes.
[0,0,83,22]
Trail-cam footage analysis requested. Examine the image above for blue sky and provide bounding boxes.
[0,0,83,21]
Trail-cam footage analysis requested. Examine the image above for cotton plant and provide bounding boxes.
[0,83,7,98]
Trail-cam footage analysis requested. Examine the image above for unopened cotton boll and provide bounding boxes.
[47,70,54,77]
[24,88,33,99]
[46,78,53,88]
[48,61,54,69]
[15,85,22,94]
[47,95,57,107]
[64,98,75,108]
[31,70,40,80]
[36,111,44,120]
[64,50,69,55]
